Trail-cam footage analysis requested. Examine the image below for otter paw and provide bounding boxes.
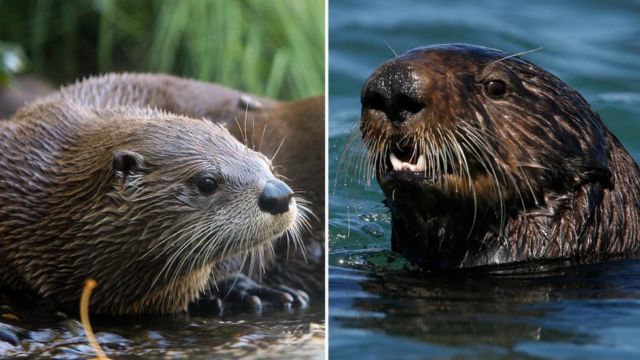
[192,274,309,313]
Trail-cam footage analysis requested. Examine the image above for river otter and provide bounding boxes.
[360,44,640,270]
[0,73,323,315]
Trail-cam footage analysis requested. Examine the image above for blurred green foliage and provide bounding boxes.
[0,0,324,99]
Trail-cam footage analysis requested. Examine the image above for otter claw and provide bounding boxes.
[225,276,308,309]
[193,274,309,313]
[242,294,262,309]
[274,285,310,308]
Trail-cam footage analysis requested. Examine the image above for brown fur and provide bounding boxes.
[51,73,326,295]
[0,74,312,314]
[224,96,326,292]
[360,44,640,269]
[0,76,54,119]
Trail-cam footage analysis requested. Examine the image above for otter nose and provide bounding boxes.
[361,63,426,126]
[259,179,294,215]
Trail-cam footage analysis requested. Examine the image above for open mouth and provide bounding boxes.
[373,132,509,206]
[380,137,482,190]
[389,150,427,172]
[386,143,444,181]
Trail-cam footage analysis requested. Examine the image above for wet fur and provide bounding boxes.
[0,74,310,314]
[360,44,640,269]
[57,74,326,296]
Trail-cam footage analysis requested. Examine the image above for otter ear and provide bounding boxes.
[113,150,144,182]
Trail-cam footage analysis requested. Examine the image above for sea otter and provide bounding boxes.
[359,44,640,270]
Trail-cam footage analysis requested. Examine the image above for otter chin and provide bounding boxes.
[0,77,306,315]
[360,43,640,270]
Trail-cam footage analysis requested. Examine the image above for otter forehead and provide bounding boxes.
[390,44,530,73]
[405,44,511,62]
[104,115,273,181]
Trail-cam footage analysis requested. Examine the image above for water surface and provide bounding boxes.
[1,303,324,359]
[329,0,640,358]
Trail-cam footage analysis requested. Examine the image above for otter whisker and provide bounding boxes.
[384,40,399,58]
[334,123,361,194]
[491,46,543,65]
[372,136,387,182]
[251,115,256,150]
[429,133,442,188]
[139,214,205,260]
[368,133,385,181]
[436,131,447,185]
[361,126,383,182]
[357,136,371,180]
[247,248,258,283]
[202,228,233,276]
[168,216,220,286]
[270,136,287,162]
[283,212,306,263]
[264,241,276,273]
[438,126,460,192]
[455,128,504,221]
[436,127,452,191]
[158,208,226,288]
[144,222,196,263]
[219,253,248,301]
[146,219,205,297]
[258,123,268,152]
[158,211,209,262]
[462,122,529,216]
[445,131,478,238]
[243,103,249,148]
[232,114,248,146]
[436,137,442,183]
[456,124,513,238]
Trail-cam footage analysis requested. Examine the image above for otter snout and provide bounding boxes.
[361,62,427,126]
[259,179,294,215]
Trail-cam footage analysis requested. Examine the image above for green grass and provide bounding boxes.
[0,0,324,99]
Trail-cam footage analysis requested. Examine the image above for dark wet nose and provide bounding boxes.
[361,63,426,126]
[259,179,294,215]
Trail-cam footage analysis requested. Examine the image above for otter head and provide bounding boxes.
[46,109,305,314]
[360,44,612,269]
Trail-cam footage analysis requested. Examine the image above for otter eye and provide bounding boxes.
[484,79,507,98]
[196,176,217,195]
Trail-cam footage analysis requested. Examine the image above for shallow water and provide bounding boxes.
[329,0,640,358]
[0,303,324,359]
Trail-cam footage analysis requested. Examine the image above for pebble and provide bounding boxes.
[0,323,21,346]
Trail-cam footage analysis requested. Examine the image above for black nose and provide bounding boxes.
[361,63,426,125]
[259,180,294,215]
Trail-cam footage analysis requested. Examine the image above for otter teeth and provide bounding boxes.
[390,153,427,172]
[416,154,426,170]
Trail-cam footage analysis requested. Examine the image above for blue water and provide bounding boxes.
[328,0,640,358]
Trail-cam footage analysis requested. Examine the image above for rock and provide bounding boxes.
[0,322,21,346]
